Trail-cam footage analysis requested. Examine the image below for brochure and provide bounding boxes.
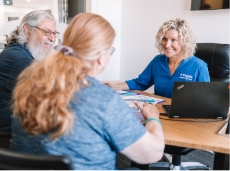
[117,90,165,105]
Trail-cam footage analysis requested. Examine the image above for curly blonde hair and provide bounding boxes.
[12,13,115,139]
[155,18,196,58]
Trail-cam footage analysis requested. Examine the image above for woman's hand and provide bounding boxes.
[103,82,129,91]
[121,100,164,164]
[134,101,159,120]
[103,82,115,88]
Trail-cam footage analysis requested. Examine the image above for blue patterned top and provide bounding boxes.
[10,77,146,170]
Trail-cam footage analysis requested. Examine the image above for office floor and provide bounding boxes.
[180,150,214,169]
[116,150,214,170]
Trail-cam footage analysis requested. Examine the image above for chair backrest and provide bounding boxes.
[0,131,11,149]
[0,131,11,139]
[194,43,230,82]
[0,149,74,170]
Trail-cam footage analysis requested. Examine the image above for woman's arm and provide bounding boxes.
[104,82,129,91]
[104,58,156,91]
[121,102,165,164]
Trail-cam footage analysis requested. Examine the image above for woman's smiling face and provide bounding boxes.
[161,29,183,59]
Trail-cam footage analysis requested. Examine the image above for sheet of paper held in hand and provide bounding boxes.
[117,90,165,121]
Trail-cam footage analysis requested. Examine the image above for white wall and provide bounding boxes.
[0,2,4,24]
[35,0,59,21]
[0,0,59,43]
[3,5,34,23]
[91,0,122,81]
[2,0,59,23]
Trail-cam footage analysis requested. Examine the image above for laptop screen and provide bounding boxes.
[168,82,229,119]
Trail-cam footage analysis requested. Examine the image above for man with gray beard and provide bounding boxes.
[0,10,58,132]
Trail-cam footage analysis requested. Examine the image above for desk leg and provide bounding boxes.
[213,152,229,170]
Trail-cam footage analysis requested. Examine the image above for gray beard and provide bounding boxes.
[26,41,53,61]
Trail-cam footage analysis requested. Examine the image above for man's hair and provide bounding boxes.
[6,10,56,44]
[12,13,116,139]
[155,18,196,58]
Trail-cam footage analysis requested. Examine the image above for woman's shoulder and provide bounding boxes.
[153,54,165,60]
[71,77,126,117]
[77,77,119,102]
[192,55,208,67]
[151,54,166,64]
[88,77,117,93]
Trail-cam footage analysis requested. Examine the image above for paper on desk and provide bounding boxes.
[117,91,149,122]
[118,91,165,104]
[125,101,140,112]
[117,91,139,96]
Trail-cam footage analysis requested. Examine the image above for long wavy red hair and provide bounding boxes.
[12,13,115,139]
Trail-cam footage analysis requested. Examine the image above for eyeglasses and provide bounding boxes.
[29,26,60,38]
[110,47,115,56]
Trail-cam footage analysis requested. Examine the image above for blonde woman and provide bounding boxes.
[105,18,210,98]
[10,13,164,170]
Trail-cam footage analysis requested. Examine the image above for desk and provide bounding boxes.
[135,91,230,170]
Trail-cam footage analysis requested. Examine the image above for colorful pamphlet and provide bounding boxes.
[117,90,165,104]
[117,90,165,115]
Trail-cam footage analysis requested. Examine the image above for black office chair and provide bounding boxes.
[0,149,73,170]
[195,43,230,82]
[0,131,11,149]
[148,145,211,170]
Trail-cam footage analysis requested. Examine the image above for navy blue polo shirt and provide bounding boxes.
[0,42,34,131]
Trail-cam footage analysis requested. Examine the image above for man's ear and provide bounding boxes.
[23,25,30,39]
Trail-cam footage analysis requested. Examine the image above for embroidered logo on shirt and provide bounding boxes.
[179,73,193,80]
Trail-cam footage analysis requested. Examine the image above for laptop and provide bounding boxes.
[162,82,229,119]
